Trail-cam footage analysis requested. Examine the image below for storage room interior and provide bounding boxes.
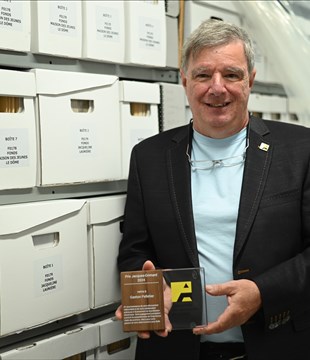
[0,0,309,359]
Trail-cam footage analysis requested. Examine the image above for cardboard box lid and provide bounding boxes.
[0,199,86,236]
[119,81,160,104]
[31,69,118,95]
[0,70,36,97]
[98,317,135,345]
[87,195,126,225]
[0,323,99,360]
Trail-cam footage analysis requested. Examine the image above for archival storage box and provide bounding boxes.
[158,83,188,131]
[0,322,99,360]
[87,194,126,309]
[0,69,37,190]
[82,0,125,64]
[248,93,288,116]
[0,199,89,336]
[0,0,31,52]
[124,0,166,67]
[119,80,160,179]
[89,316,137,360]
[165,15,178,69]
[184,1,241,42]
[32,69,121,186]
[31,0,82,58]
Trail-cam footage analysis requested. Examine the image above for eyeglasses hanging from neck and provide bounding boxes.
[186,120,250,171]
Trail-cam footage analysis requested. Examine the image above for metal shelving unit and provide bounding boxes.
[0,45,179,348]
[0,50,179,83]
[0,49,179,206]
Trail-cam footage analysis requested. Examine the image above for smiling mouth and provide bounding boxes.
[207,102,230,108]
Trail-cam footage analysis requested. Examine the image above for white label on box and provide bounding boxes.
[75,126,96,157]
[34,256,63,297]
[139,17,161,50]
[0,128,29,168]
[96,5,121,42]
[0,0,23,31]
[49,1,78,37]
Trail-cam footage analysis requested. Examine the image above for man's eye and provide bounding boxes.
[225,73,241,81]
[196,73,210,79]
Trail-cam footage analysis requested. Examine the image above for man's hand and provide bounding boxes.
[193,279,262,335]
[115,260,173,339]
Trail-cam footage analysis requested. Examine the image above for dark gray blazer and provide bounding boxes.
[118,116,310,360]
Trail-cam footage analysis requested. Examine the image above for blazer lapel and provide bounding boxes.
[234,117,273,262]
[165,118,273,267]
[166,126,200,267]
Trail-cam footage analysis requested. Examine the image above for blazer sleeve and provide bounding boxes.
[251,136,310,330]
[117,147,158,272]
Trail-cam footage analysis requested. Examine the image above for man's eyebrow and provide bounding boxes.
[226,67,245,76]
[191,66,245,78]
[191,67,210,77]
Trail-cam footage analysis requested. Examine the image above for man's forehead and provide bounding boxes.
[190,41,245,61]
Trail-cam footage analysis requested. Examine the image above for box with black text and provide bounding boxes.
[0,199,89,336]
[32,69,121,186]
[0,69,37,190]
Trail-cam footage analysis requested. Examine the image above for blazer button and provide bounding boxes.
[282,315,290,325]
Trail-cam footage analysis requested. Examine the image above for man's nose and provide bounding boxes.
[208,74,226,95]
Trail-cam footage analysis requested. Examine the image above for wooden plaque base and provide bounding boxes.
[121,270,165,332]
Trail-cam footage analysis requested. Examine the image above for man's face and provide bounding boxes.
[181,40,256,138]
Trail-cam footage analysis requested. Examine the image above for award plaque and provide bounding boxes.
[162,267,206,330]
[121,270,165,332]
[121,267,206,332]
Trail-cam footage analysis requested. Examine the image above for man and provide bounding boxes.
[116,19,310,360]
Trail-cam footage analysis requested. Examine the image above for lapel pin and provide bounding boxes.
[258,142,270,152]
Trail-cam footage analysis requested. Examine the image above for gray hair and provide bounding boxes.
[181,19,255,74]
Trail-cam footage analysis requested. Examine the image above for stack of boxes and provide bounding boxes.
[0,0,186,358]
[0,318,137,359]
[30,0,167,67]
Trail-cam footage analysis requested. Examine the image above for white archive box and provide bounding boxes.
[166,15,179,69]
[31,0,82,58]
[0,69,37,190]
[249,93,288,115]
[0,199,90,336]
[32,69,121,186]
[0,0,31,52]
[159,83,188,131]
[124,0,166,67]
[184,1,241,41]
[87,194,126,309]
[0,322,99,360]
[119,80,160,179]
[93,317,137,360]
[82,0,125,64]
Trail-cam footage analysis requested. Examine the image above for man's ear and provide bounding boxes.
[249,68,256,89]
[180,69,187,89]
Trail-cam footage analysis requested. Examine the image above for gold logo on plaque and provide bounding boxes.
[171,281,192,302]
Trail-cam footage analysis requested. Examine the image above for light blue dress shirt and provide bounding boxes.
[191,127,247,343]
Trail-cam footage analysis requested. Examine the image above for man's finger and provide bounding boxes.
[142,260,156,271]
